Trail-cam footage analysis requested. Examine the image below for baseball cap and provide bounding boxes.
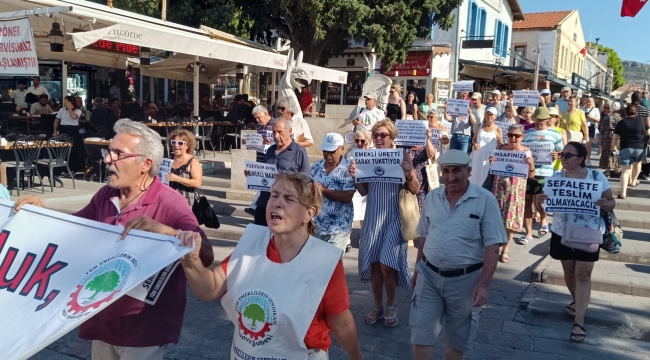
[486,107,498,115]
[438,150,471,166]
[491,90,501,95]
[364,92,377,100]
[471,92,482,99]
[561,86,572,92]
[540,89,551,95]
[320,132,344,152]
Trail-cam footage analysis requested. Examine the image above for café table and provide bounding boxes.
[10,115,41,134]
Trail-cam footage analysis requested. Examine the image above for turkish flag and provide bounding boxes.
[621,0,648,17]
[579,47,587,57]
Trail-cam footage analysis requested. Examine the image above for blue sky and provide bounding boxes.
[518,0,648,62]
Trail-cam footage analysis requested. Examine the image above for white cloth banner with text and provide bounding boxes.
[490,150,529,178]
[446,99,470,117]
[395,120,428,146]
[352,149,404,184]
[245,161,278,191]
[0,200,192,359]
[0,18,38,76]
[512,90,540,107]
[543,178,603,216]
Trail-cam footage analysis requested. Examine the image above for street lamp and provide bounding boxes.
[49,22,64,52]
[139,47,151,66]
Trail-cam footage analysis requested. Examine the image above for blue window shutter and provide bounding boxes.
[501,24,509,58]
[493,20,502,55]
[467,1,474,38]
[480,9,487,38]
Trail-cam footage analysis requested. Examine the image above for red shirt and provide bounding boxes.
[74,178,213,347]
[220,237,349,351]
[300,91,314,111]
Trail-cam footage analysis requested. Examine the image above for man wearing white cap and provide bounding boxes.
[411,150,506,360]
[556,86,572,113]
[539,89,559,111]
[354,92,386,132]
[486,89,507,117]
[470,92,486,131]
[310,133,356,251]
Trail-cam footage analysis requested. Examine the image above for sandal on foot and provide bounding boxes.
[384,306,398,327]
[499,252,510,263]
[565,302,575,317]
[570,323,586,343]
[516,236,531,245]
[538,225,549,237]
[362,307,383,325]
[618,194,626,200]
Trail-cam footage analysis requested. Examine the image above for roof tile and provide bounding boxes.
[512,11,572,30]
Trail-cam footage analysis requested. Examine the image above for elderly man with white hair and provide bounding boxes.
[277,98,313,147]
[15,119,214,360]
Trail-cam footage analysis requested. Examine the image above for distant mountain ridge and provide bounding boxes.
[623,60,649,86]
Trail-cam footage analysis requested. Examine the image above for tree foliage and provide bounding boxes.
[105,0,461,69]
[243,303,265,328]
[85,270,120,300]
[587,42,626,89]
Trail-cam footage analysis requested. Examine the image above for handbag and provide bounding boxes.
[593,133,602,145]
[601,211,623,253]
[567,130,583,143]
[192,195,221,229]
[399,187,420,241]
[642,145,650,165]
[561,223,602,253]
[425,158,439,191]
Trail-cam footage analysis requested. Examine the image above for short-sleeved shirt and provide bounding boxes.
[355,107,385,131]
[450,115,472,135]
[10,89,28,108]
[485,100,507,117]
[416,183,508,270]
[550,170,611,236]
[614,116,646,149]
[583,107,600,126]
[419,103,438,119]
[310,158,356,235]
[56,107,82,126]
[556,97,569,113]
[522,128,564,177]
[291,114,314,144]
[561,109,586,132]
[220,237,349,351]
[30,102,53,115]
[256,141,310,208]
[27,85,50,99]
[74,177,212,347]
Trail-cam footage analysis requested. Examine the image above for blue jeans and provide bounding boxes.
[450,134,471,154]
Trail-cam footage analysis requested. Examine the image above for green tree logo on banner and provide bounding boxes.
[243,303,265,328]
[85,270,120,300]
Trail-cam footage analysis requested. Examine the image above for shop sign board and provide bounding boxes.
[0,18,38,76]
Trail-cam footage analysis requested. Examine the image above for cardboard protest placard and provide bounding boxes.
[157,158,173,185]
[490,150,529,178]
[543,178,603,216]
[352,149,404,184]
[512,90,540,107]
[245,161,278,191]
[527,142,554,165]
[243,133,264,152]
[395,120,428,146]
[0,200,192,359]
[429,128,441,147]
[452,80,474,93]
[446,99,470,117]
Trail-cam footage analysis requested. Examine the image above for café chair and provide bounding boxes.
[37,134,75,192]
[5,135,44,196]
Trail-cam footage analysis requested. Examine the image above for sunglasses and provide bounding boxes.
[559,152,579,160]
[354,139,367,144]
[277,106,286,111]
[507,133,523,138]
[171,140,186,146]
[372,132,390,140]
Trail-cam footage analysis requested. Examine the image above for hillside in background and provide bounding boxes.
[623,60,649,87]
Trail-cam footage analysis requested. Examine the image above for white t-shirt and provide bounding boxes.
[290,114,313,144]
[56,108,82,126]
[584,107,600,127]
[27,85,50,99]
[355,107,385,131]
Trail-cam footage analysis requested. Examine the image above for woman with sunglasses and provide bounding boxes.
[348,130,373,229]
[348,119,419,328]
[166,129,203,205]
[386,85,406,121]
[536,142,615,343]
[598,102,621,177]
[487,124,535,263]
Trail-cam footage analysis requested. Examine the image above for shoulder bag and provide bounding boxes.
[193,195,221,229]
[425,158,439,191]
[399,185,420,242]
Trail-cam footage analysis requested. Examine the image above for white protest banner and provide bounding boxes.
[243,133,264,152]
[527,142,554,165]
[0,200,192,359]
[543,178,602,216]
[446,99,470,117]
[429,127,441,147]
[452,80,474,93]
[157,158,173,185]
[352,149,404,184]
[0,18,38,76]
[490,150,529,178]
[126,261,180,305]
[245,161,278,191]
[513,90,540,107]
[395,120,428,146]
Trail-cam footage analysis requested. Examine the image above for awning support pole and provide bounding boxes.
[150,77,155,102]
[271,70,276,109]
[193,56,199,118]
[0,6,72,20]
[61,62,67,101]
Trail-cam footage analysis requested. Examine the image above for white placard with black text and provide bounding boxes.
[490,150,530,178]
[245,162,278,191]
[527,142,554,166]
[543,178,603,216]
[352,149,404,184]
[243,133,264,152]
[452,80,475,93]
[446,99,470,117]
[395,120,428,146]
[513,90,540,107]
[157,158,173,185]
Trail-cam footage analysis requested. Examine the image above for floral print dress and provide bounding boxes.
[405,146,430,213]
[491,175,526,232]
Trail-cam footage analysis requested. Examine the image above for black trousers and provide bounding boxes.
[58,125,85,172]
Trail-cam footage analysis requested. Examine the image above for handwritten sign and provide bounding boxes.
[429,127,441,147]
[157,158,173,185]
[452,80,475,93]
[446,99,470,117]
[527,142,554,165]
[0,18,38,75]
[543,178,603,216]
[243,133,264,152]
[513,90,540,107]
[395,120,428,146]
[245,161,278,191]
[352,149,404,184]
[490,150,529,178]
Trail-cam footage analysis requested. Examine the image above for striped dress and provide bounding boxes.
[358,182,412,290]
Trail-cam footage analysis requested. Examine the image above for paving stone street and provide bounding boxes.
[20,152,650,360]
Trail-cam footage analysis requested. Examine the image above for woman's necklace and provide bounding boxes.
[120,182,153,212]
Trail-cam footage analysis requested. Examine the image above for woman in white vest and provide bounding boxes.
[178,172,364,360]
